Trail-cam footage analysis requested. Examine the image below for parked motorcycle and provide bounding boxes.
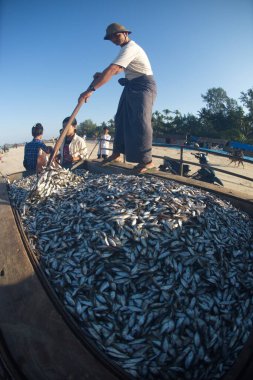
[190,153,224,186]
[159,156,191,176]
[159,153,224,186]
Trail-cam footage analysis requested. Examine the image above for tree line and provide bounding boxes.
[77,87,253,143]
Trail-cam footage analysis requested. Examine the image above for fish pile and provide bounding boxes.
[31,166,85,200]
[8,169,253,380]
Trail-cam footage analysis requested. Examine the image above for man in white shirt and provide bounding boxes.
[97,127,111,159]
[78,23,157,174]
[59,117,88,169]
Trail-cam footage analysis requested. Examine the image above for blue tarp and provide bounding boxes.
[230,141,253,152]
[189,135,199,142]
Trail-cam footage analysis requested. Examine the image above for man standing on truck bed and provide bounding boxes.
[78,22,157,174]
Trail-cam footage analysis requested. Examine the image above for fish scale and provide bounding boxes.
[7,169,253,380]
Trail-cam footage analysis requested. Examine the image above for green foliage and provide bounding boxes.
[77,119,97,138]
[198,87,253,141]
[77,119,115,138]
[240,88,253,116]
[76,87,253,144]
[151,87,253,142]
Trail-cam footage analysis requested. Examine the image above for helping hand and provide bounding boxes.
[78,90,92,104]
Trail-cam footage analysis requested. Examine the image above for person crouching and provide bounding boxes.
[59,117,87,169]
[23,123,53,174]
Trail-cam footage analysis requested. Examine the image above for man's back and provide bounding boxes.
[23,139,48,171]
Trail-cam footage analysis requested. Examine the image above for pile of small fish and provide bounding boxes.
[31,166,85,200]
[8,169,253,380]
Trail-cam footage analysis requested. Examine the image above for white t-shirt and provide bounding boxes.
[112,40,153,80]
[60,133,87,164]
[98,134,111,155]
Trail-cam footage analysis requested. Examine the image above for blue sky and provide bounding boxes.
[1,0,253,144]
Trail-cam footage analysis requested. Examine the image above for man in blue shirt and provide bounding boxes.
[23,123,53,173]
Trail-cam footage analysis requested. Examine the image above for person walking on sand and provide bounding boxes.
[97,126,111,159]
[78,22,157,174]
[23,123,53,174]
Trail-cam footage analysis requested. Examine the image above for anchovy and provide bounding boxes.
[7,168,253,380]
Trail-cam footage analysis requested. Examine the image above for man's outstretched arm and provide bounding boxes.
[78,64,124,103]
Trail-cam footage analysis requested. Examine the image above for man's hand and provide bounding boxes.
[72,155,81,162]
[93,72,102,79]
[79,65,123,104]
[78,90,93,104]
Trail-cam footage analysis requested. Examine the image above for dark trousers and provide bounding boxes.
[114,75,157,164]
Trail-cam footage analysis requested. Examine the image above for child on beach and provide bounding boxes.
[97,127,111,159]
[23,123,53,173]
[59,117,88,169]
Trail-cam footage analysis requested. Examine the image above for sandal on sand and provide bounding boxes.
[132,163,156,174]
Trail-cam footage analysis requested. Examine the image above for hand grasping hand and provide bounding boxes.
[78,90,93,104]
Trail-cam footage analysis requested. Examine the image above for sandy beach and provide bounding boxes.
[1,141,253,197]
